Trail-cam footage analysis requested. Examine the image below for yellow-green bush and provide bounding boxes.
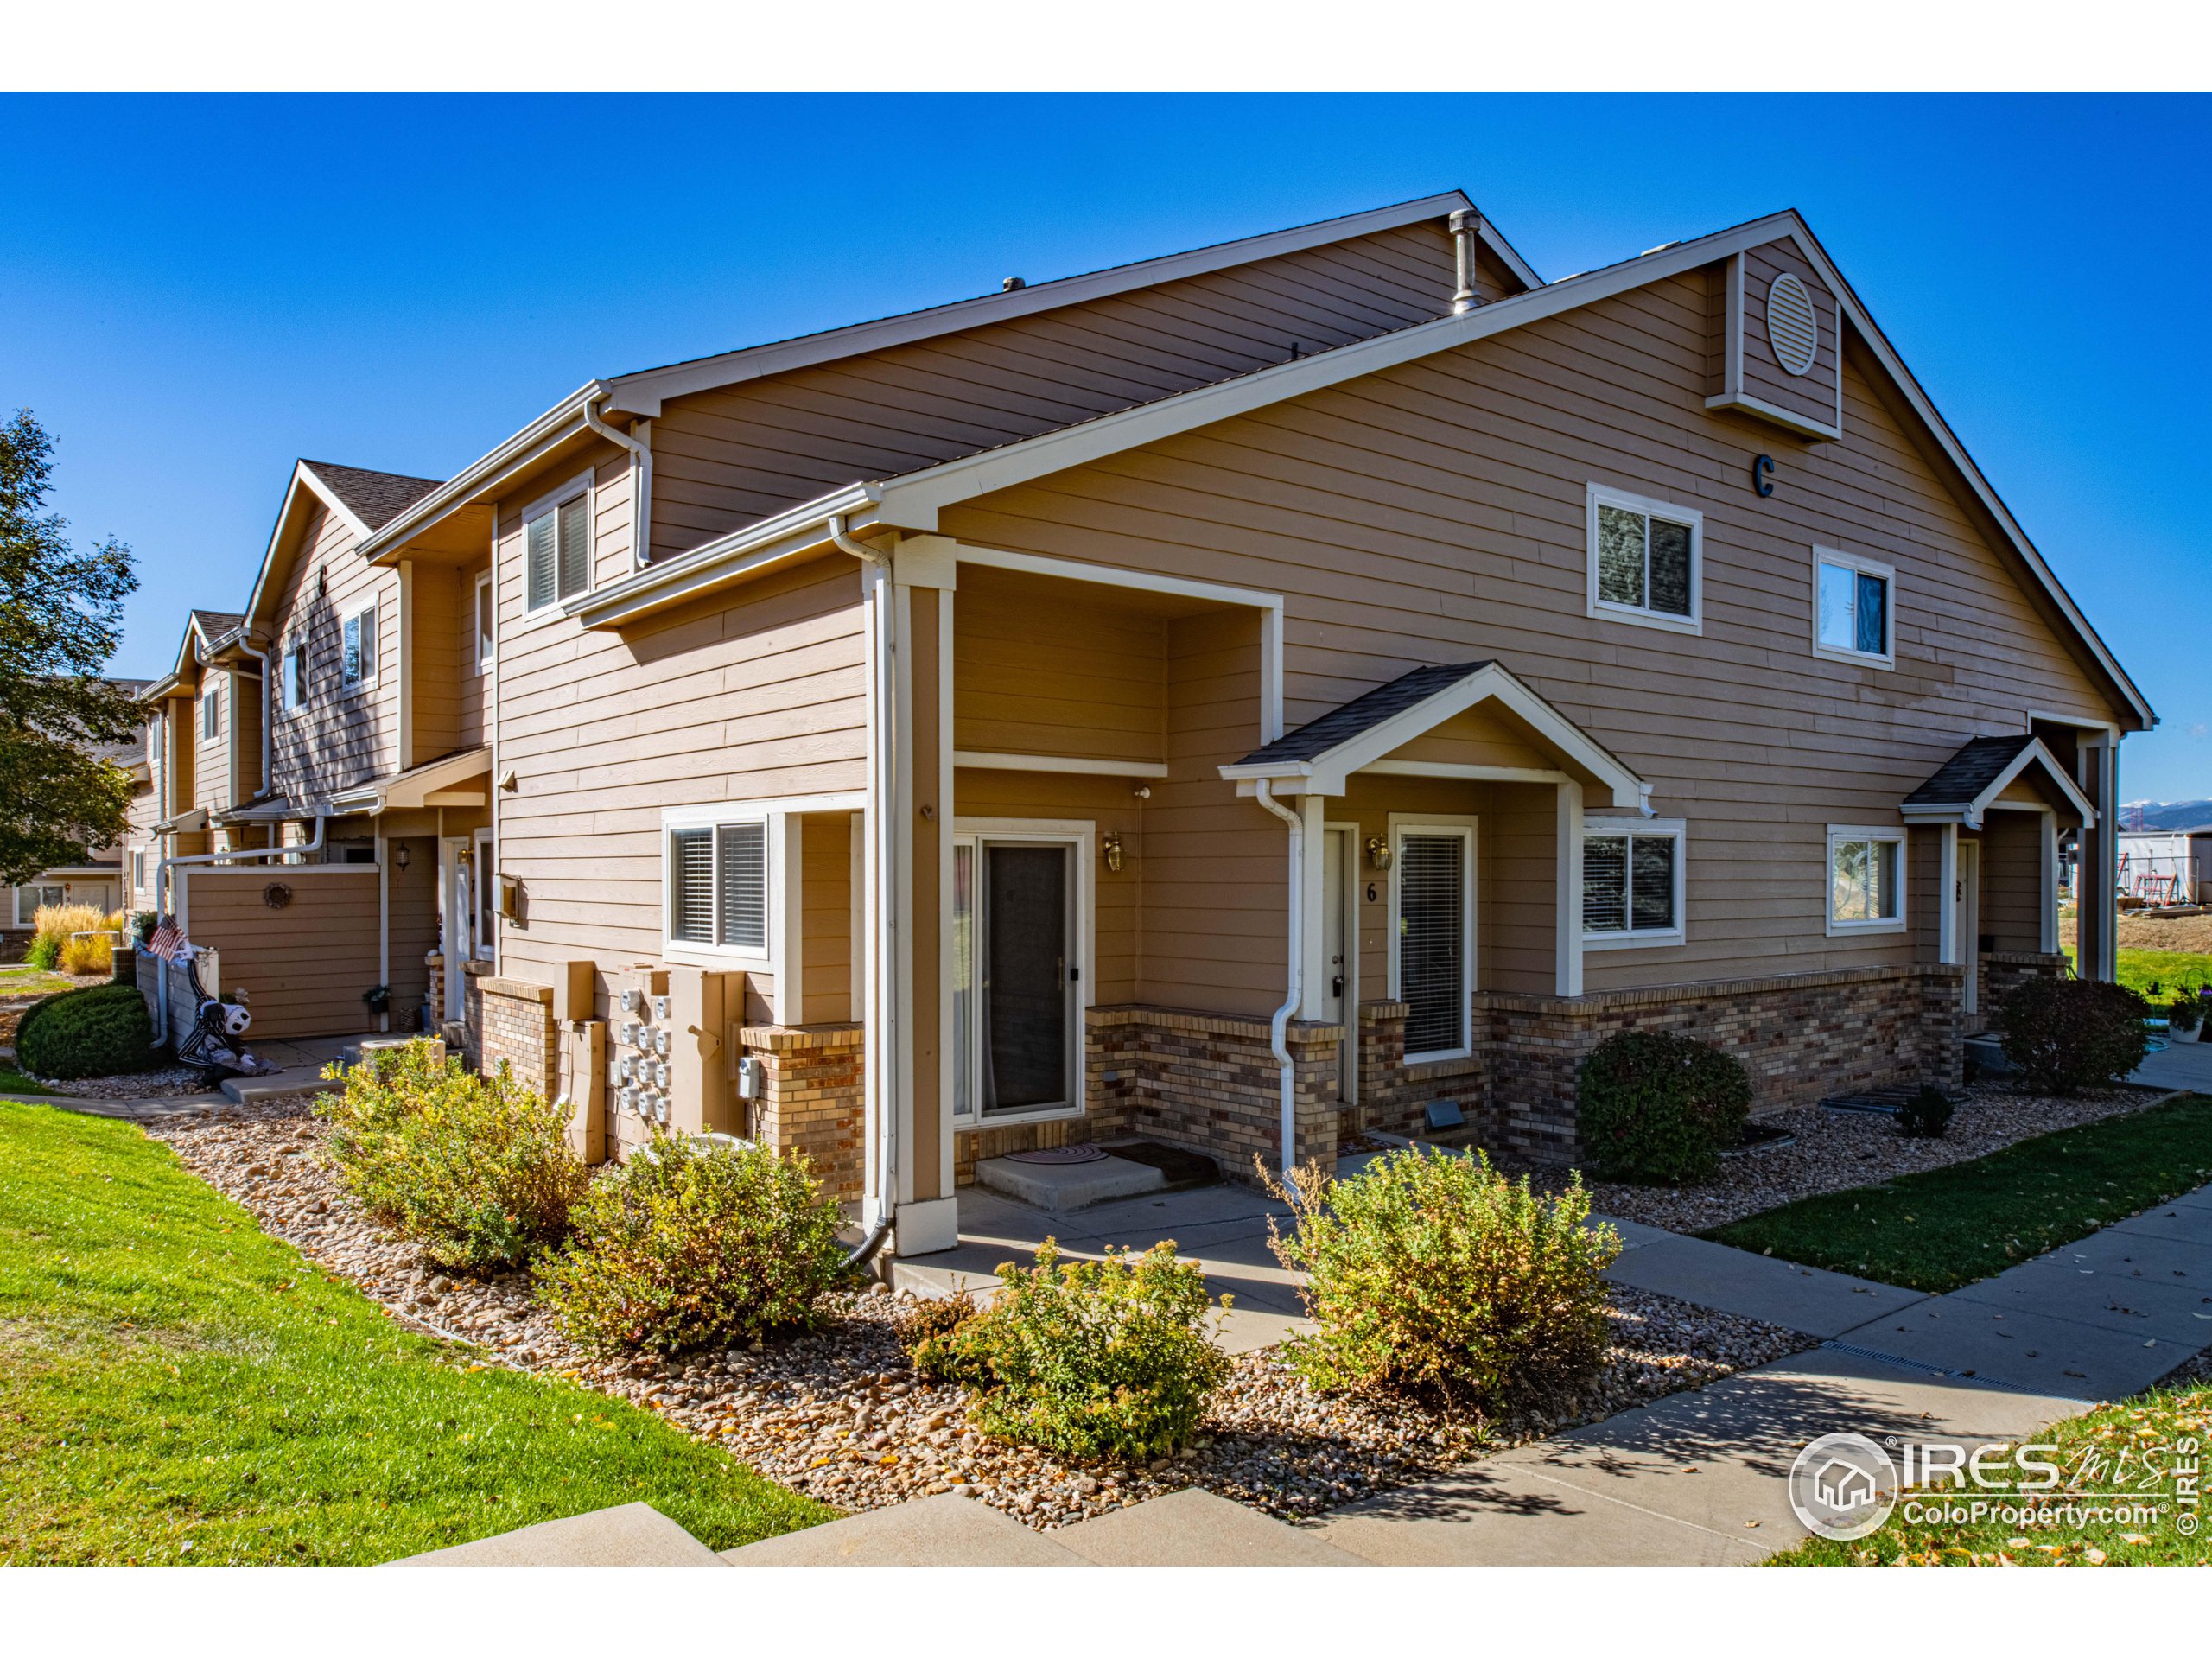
[25,902,105,972]
[57,910,126,976]
[315,1042,589,1270]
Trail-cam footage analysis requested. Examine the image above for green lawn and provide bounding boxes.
[2063,945,2212,1001]
[0,966,76,996]
[1771,1376,2212,1565]
[1706,1094,2212,1292]
[0,1068,54,1096]
[0,1099,833,1564]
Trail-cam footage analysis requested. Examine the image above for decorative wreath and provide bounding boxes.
[262,881,294,910]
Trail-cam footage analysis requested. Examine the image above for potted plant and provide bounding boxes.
[2171,992,2204,1045]
[362,983,392,1017]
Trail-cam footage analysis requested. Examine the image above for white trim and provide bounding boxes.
[1361,760,1572,786]
[2040,807,2061,955]
[280,639,308,713]
[2027,708,2122,738]
[953,750,1169,779]
[1704,389,1843,442]
[658,794,867,971]
[1580,816,1687,951]
[1825,823,1910,936]
[521,471,597,613]
[200,681,221,741]
[473,569,495,676]
[1322,817,1362,1103]
[1899,734,2098,831]
[935,586,957,1195]
[1586,482,1704,636]
[1811,545,1897,669]
[339,597,380,695]
[1555,782,1584,996]
[772,812,803,1018]
[1386,814,1478,1063]
[1939,823,1961,966]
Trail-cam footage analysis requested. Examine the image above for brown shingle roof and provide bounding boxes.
[302,461,443,531]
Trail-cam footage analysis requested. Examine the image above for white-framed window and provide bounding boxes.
[474,571,495,673]
[1583,817,1686,949]
[131,850,147,893]
[666,813,772,959]
[1813,546,1895,667]
[341,601,378,690]
[201,683,221,740]
[15,883,66,925]
[473,828,497,959]
[524,474,594,613]
[1388,817,1477,1062]
[1827,825,1908,935]
[282,640,308,711]
[1586,483,1703,635]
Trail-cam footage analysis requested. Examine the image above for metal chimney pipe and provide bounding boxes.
[1449,207,1484,315]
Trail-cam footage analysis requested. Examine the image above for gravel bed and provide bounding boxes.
[1563,1082,2177,1233]
[147,1102,1809,1529]
[29,1065,213,1101]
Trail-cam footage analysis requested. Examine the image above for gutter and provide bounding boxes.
[575,483,878,628]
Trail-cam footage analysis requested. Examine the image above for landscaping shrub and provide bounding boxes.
[1264,1149,1619,1411]
[1576,1030,1752,1184]
[898,1287,983,1371]
[14,982,155,1080]
[58,911,126,977]
[911,1241,1229,1460]
[1996,976,2152,1095]
[1894,1085,1954,1140]
[26,903,104,975]
[316,1042,588,1270]
[534,1135,846,1356]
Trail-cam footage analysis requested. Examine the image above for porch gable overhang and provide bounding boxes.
[325,747,493,816]
[1218,660,1648,810]
[1899,734,2096,831]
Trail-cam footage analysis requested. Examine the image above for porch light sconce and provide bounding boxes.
[394,843,410,872]
[1365,835,1392,872]
[1102,831,1125,874]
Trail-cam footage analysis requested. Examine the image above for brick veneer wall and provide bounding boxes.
[1476,963,1966,1165]
[1089,1004,1343,1176]
[1354,1001,1495,1143]
[741,1023,865,1204]
[1980,950,2069,1018]
[471,974,556,1103]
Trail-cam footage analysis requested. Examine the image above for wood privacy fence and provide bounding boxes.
[175,865,382,1039]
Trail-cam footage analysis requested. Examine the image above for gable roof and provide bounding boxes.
[574,207,2149,733]
[1220,659,1646,809]
[354,192,1535,563]
[301,461,442,532]
[1900,734,2096,829]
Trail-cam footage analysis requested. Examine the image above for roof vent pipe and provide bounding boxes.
[1449,207,1484,315]
[1001,276,1026,291]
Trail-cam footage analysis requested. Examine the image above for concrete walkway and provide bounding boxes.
[2133,1035,2212,1092]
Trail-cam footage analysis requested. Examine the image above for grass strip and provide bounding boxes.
[0,1099,833,1563]
[1705,1093,2212,1292]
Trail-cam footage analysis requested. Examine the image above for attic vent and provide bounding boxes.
[1765,273,1820,376]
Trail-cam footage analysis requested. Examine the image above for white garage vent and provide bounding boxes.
[1765,272,1820,375]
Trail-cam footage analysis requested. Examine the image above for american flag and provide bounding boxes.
[147,918,188,962]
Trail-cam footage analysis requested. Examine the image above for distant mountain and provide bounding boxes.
[2119,799,2212,833]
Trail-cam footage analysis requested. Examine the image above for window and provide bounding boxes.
[283,641,308,711]
[341,602,378,690]
[1827,826,1907,934]
[1813,547,1894,666]
[132,850,147,893]
[524,479,594,612]
[1389,820,1476,1060]
[201,683,220,741]
[1587,484,1702,633]
[1583,818,1686,948]
[474,572,495,673]
[15,884,65,925]
[473,829,496,957]
[669,820,768,954]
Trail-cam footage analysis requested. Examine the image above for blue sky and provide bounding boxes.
[5,93,2206,798]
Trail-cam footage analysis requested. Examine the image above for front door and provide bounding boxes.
[442,837,473,1023]
[954,836,1080,1119]
[1958,839,1982,1020]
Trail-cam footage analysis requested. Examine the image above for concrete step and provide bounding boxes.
[722,1492,1087,1566]
[975,1152,1166,1211]
[391,1502,727,1567]
[1054,1487,1368,1567]
[219,1071,343,1107]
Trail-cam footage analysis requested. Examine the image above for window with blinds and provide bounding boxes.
[525,486,594,612]
[1396,830,1468,1058]
[670,819,770,953]
[1583,821,1683,943]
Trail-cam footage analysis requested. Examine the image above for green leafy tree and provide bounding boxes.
[1,410,141,886]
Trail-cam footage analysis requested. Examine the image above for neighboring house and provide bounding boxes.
[2117,828,2212,906]
[3,678,151,954]
[323,189,2145,1258]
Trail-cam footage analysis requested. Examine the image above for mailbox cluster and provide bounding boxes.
[611,986,674,1125]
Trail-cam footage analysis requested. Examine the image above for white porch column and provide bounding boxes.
[1554,780,1584,996]
[1938,822,1960,965]
[2039,809,2061,956]
[1299,791,1327,1018]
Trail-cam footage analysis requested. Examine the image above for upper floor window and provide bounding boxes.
[1583,818,1686,949]
[474,571,495,673]
[1827,826,1907,936]
[283,641,308,711]
[668,816,770,956]
[342,601,378,690]
[524,477,594,613]
[201,684,221,741]
[1814,547,1894,667]
[1586,484,1702,635]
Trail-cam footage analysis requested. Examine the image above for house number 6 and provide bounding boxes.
[1365,882,1378,903]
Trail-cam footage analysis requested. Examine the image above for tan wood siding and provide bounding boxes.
[410,560,467,763]
[1739,240,1841,433]
[178,866,380,1039]
[385,836,440,1021]
[799,810,854,1023]
[952,564,1167,764]
[268,504,402,801]
[1979,811,2044,952]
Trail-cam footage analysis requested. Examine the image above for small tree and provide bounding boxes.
[0,410,142,886]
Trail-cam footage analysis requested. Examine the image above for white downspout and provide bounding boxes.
[1252,779,1304,1177]
[582,398,653,569]
[830,512,898,1257]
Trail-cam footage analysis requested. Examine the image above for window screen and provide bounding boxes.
[1831,836,1902,924]
[1819,561,1890,657]
[1596,502,1694,619]
[1397,832,1465,1055]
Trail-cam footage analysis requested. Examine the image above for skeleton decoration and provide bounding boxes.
[175,950,280,1084]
